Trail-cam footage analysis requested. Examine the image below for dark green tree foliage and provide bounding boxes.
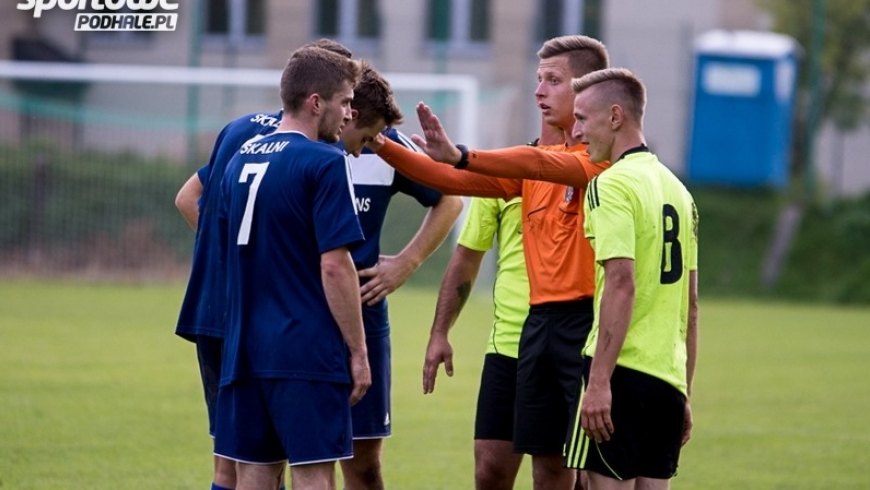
[760,0,870,129]
[757,0,870,187]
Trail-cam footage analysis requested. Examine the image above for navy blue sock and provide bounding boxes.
[211,483,233,490]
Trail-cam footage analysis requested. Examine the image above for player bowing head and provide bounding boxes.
[341,61,404,158]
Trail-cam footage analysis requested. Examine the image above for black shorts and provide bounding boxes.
[564,363,686,480]
[514,299,593,454]
[474,353,518,441]
[195,335,223,437]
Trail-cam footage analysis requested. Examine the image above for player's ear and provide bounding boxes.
[309,93,321,113]
[610,104,624,129]
[350,108,359,120]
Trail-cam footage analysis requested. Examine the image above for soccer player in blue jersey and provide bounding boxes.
[213,46,368,490]
[335,71,464,490]
[175,39,353,490]
[176,43,461,490]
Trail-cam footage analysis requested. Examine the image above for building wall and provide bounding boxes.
[265,0,310,69]
[817,125,870,196]
[0,0,868,194]
[602,0,722,174]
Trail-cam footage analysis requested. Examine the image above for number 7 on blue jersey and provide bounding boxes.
[237,162,270,245]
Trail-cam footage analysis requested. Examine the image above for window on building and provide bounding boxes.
[537,0,602,41]
[427,0,490,50]
[205,0,266,46]
[316,0,382,46]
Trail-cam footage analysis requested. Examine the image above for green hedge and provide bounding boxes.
[778,192,870,304]
[2,141,869,304]
[690,186,784,298]
[0,141,193,268]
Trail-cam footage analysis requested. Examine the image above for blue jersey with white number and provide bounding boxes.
[218,131,364,386]
[343,129,442,338]
[175,110,281,341]
[177,113,440,342]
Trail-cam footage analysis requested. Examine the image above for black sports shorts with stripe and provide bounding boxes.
[564,362,686,480]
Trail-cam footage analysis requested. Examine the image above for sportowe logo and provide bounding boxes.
[17,0,179,31]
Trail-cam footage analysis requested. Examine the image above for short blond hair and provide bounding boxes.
[537,35,609,77]
[572,68,646,121]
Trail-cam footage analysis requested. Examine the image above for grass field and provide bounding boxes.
[1,279,869,489]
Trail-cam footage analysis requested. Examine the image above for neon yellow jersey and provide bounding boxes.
[582,150,698,394]
[458,196,529,358]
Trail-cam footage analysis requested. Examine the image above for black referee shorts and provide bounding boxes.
[513,299,593,454]
[474,353,518,441]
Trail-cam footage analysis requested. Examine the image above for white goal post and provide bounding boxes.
[0,60,480,147]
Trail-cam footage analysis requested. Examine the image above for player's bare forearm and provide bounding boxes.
[358,195,462,305]
[321,248,367,355]
[175,173,202,231]
[322,247,371,404]
[682,271,698,441]
[684,269,698,450]
[423,245,484,393]
[398,195,464,272]
[588,258,636,388]
[581,258,635,443]
[431,245,485,336]
[686,270,699,398]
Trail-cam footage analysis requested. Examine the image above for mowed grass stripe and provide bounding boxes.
[1,280,868,489]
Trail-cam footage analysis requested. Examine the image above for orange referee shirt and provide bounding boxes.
[376,139,610,305]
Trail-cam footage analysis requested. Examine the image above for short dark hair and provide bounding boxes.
[301,38,353,59]
[537,35,609,78]
[353,61,403,128]
[572,68,647,122]
[279,47,361,114]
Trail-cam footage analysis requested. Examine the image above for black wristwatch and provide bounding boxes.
[454,144,470,169]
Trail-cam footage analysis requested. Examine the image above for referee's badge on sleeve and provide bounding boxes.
[564,186,575,203]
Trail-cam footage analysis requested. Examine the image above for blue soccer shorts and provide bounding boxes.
[351,333,391,439]
[214,379,353,465]
[195,335,222,437]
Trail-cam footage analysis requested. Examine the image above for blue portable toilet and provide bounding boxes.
[686,30,799,188]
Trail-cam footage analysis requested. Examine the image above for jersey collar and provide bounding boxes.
[614,144,649,164]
